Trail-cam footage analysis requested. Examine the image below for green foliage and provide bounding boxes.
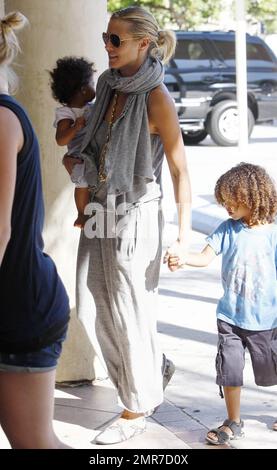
[107,0,221,30]
[108,0,277,33]
[247,0,277,33]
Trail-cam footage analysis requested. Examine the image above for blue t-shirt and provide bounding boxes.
[206,219,277,331]
[0,95,69,353]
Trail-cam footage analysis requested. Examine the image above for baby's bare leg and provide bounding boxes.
[74,187,90,228]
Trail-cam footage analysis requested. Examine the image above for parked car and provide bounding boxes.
[165,31,277,145]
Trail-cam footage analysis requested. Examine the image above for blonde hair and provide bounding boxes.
[0,11,28,93]
[111,6,176,64]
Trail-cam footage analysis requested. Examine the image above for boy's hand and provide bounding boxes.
[163,239,187,272]
[74,116,86,131]
[167,254,184,272]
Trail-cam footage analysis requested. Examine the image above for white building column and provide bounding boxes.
[235,0,249,152]
[4,0,108,381]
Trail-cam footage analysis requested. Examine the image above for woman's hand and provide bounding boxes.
[163,239,187,272]
[62,154,83,175]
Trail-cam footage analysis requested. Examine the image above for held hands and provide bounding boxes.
[74,116,86,131]
[163,239,187,272]
[167,255,183,271]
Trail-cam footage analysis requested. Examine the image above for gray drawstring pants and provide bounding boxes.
[76,199,164,412]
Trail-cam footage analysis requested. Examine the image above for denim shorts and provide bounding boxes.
[216,319,277,387]
[0,333,67,373]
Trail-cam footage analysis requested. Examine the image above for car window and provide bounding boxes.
[213,38,274,68]
[246,43,274,66]
[213,39,235,63]
[173,39,211,68]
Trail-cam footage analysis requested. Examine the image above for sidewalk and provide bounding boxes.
[1,125,276,449]
[157,227,277,450]
[1,224,275,450]
[54,226,276,449]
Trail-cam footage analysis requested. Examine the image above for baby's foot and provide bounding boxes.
[273,420,277,431]
[74,214,88,228]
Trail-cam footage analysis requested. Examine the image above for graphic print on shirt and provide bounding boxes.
[222,248,271,305]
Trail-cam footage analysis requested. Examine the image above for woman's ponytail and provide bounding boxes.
[0,11,28,66]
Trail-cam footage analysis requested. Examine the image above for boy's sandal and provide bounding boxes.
[273,420,277,431]
[206,419,244,445]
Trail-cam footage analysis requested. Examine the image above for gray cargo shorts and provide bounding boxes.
[216,319,277,387]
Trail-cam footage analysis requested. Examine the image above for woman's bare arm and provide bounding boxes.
[148,84,191,268]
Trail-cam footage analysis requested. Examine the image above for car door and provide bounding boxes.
[209,35,238,91]
[165,35,222,120]
[211,35,277,122]
[246,39,277,121]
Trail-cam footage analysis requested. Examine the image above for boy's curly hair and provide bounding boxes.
[215,162,277,225]
[49,56,96,105]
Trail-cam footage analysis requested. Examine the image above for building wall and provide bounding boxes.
[4,0,108,381]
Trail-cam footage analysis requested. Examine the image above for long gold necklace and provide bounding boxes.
[98,91,119,183]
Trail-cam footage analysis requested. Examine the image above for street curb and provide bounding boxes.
[192,197,226,235]
[167,196,226,236]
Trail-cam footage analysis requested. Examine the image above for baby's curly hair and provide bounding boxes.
[49,56,96,105]
[215,162,277,225]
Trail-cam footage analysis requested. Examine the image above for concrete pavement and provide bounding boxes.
[158,123,277,449]
[52,225,276,450]
[0,124,277,450]
[41,122,277,450]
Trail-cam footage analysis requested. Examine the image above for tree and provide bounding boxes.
[108,0,221,30]
[108,0,277,33]
[247,0,277,34]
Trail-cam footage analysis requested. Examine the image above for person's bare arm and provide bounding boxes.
[0,107,24,266]
[56,116,85,146]
[148,85,191,267]
[168,244,216,269]
[62,154,83,175]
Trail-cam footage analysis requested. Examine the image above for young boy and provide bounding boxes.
[169,162,277,444]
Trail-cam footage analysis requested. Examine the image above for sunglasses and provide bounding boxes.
[102,32,135,48]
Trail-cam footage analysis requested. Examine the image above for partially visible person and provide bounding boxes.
[63,5,191,445]
[50,57,96,227]
[169,162,277,443]
[0,12,70,448]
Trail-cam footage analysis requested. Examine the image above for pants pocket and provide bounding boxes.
[215,336,225,382]
[270,338,277,374]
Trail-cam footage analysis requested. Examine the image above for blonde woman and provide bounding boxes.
[0,12,70,448]
[64,5,191,445]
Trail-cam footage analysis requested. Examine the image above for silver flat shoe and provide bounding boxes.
[95,417,146,445]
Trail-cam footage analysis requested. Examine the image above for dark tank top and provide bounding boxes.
[0,95,69,353]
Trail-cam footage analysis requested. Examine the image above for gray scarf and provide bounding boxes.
[80,56,164,195]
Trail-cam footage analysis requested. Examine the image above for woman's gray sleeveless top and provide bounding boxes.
[90,119,165,207]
